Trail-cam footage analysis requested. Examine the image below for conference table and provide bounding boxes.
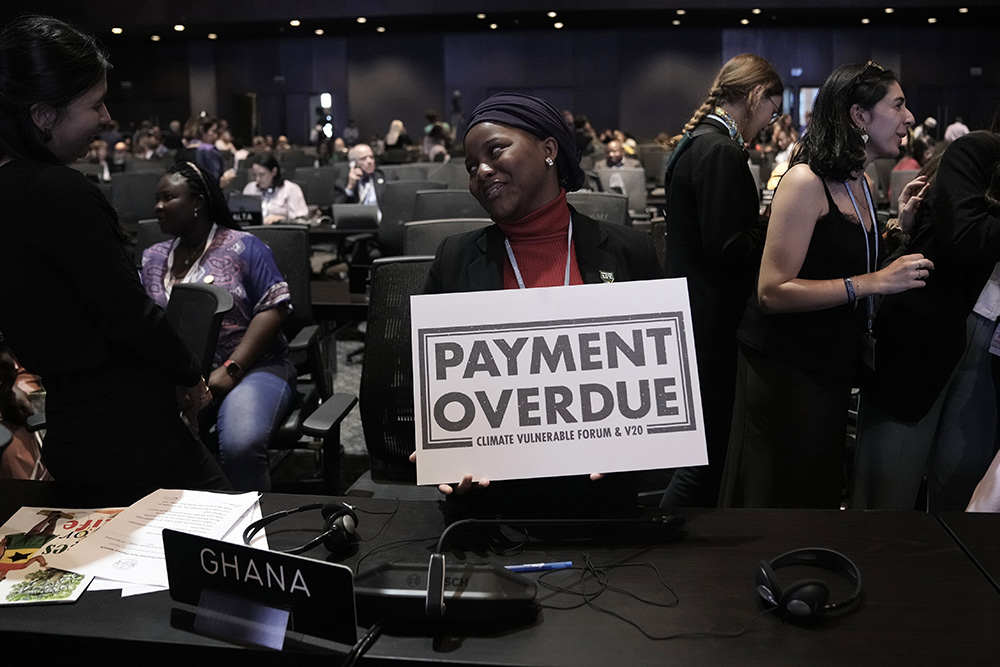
[1,480,997,665]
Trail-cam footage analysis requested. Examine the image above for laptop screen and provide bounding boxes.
[228,193,263,226]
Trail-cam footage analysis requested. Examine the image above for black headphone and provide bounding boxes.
[755,548,862,620]
[242,502,358,558]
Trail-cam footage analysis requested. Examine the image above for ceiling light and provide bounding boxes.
[207,33,218,40]
[959,7,969,13]
[476,13,486,19]
[927,17,937,23]
[554,22,564,29]
[548,12,557,18]
[884,7,894,13]
[290,20,301,27]
[861,18,870,24]
[740,18,750,25]
[150,35,161,41]
[490,23,498,29]
[752,8,762,14]
[672,19,681,25]
[357,17,367,24]
[376,26,386,33]
[676,9,686,16]
[314,29,324,35]
[173,24,185,32]
[111,27,123,35]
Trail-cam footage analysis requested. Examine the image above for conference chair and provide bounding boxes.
[165,283,234,375]
[428,161,470,189]
[243,224,356,493]
[412,189,485,221]
[377,180,448,256]
[278,150,317,173]
[638,144,669,188]
[404,218,492,256]
[110,171,164,234]
[595,167,648,213]
[291,166,339,211]
[380,163,438,182]
[345,256,440,498]
[566,190,629,226]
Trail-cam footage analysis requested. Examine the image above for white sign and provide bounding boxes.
[411,278,707,485]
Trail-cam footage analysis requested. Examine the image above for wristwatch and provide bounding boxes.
[223,359,244,380]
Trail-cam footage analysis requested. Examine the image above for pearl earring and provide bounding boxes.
[545,157,555,167]
[860,127,869,144]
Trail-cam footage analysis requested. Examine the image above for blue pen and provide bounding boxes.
[505,561,573,573]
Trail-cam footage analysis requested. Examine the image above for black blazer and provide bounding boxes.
[336,169,386,205]
[424,207,663,294]
[868,131,1000,421]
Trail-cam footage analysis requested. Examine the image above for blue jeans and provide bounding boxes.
[216,370,295,492]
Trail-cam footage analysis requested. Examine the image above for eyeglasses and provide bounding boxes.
[768,97,782,125]
[849,59,885,96]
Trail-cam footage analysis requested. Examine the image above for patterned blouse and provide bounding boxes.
[141,225,294,381]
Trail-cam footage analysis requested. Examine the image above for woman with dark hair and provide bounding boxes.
[242,154,308,223]
[661,53,783,508]
[0,15,227,489]
[142,162,295,491]
[721,61,932,508]
[418,92,662,515]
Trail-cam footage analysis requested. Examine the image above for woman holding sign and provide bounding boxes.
[420,92,663,516]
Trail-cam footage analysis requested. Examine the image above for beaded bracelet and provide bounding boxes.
[844,276,857,306]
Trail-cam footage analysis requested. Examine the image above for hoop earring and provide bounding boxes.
[545,157,555,167]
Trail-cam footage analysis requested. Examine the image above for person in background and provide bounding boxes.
[242,154,308,223]
[660,53,783,508]
[143,162,295,491]
[180,115,235,189]
[855,112,1000,512]
[384,119,413,148]
[339,143,385,216]
[0,15,228,490]
[722,61,931,508]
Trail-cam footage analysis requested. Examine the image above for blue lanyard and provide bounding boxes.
[844,179,878,330]
[504,219,574,289]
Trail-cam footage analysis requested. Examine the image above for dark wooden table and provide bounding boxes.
[2,481,998,665]
[939,510,1000,593]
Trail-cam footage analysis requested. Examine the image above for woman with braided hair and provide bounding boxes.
[660,54,783,508]
[142,161,295,491]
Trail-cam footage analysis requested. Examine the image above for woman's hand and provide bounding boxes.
[896,175,930,233]
[263,213,284,225]
[870,253,935,295]
[207,366,237,400]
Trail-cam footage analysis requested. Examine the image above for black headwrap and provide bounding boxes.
[466,92,586,191]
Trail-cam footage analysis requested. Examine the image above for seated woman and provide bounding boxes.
[142,162,296,491]
[242,154,309,223]
[420,92,663,516]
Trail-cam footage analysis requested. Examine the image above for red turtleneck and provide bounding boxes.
[494,190,583,289]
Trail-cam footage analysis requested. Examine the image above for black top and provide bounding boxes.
[425,207,663,293]
[0,160,200,385]
[738,178,879,382]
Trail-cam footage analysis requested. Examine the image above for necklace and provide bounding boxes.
[707,107,745,148]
